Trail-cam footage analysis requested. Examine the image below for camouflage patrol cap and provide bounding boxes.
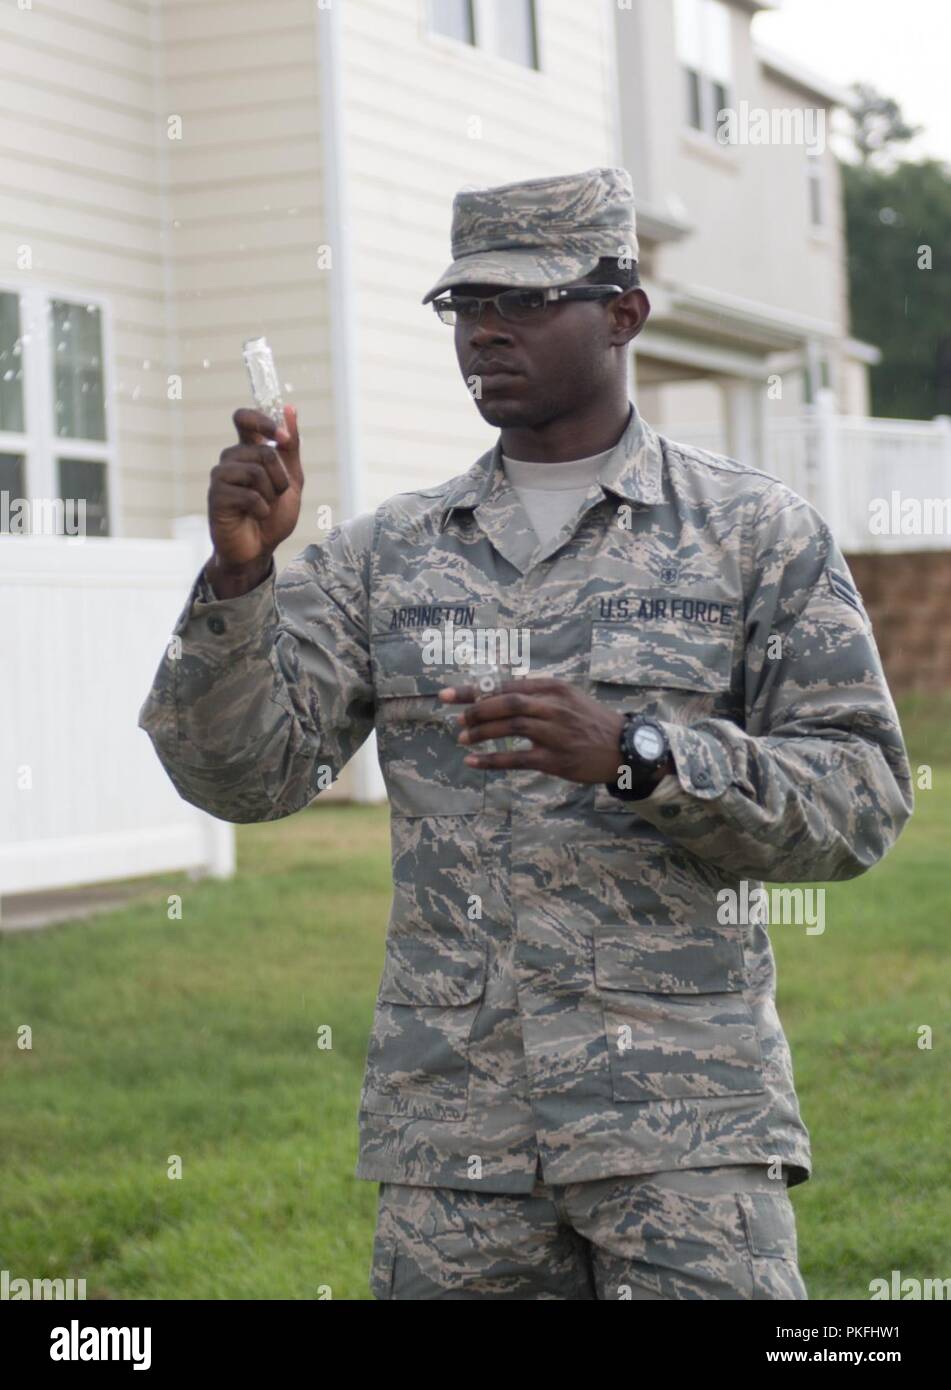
[421,167,638,304]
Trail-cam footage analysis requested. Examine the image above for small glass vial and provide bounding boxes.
[461,661,532,753]
[242,336,284,439]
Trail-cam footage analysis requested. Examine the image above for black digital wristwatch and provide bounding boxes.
[605,714,671,801]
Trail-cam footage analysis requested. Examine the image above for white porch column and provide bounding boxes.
[316,3,386,804]
[811,388,840,539]
[722,378,756,463]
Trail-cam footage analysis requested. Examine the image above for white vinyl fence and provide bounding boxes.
[0,516,234,912]
[669,396,951,554]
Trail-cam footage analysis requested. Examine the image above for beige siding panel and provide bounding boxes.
[166,139,320,187]
[156,381,333,436]
[158,175,317,225]
[0,77,154,148]
[163,243,328,296]
[0,233,163,300]
[0,115,162,185]
[0,0,152,69]
[0,156,163,225]
[342,47,606,123]
[0,39,154,111]
[170,208,325,262]
[113,397,187,443]
[173,391,334,440]
[162,26,313,77]
[174,287,332,335]
[170,415,337,470]
[160,0,312,43]
[101,472,178,514]
[345,108,606,184]
[162,97,319,145]
[162,71,320,118]
[167,323,332,370]
[1,192,167,263]
[0,9,152,85]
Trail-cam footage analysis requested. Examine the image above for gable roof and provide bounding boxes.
[756,43,851,108]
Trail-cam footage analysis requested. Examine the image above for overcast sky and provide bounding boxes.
[753,0,951,163]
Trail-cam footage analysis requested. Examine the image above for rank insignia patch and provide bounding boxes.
[826,567,863,613]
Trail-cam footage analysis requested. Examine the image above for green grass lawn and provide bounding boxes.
[1,703,946,1300]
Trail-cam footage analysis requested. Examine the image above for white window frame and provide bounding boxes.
[674,0,734,140]
[424,0,541,74]
[0,281,119,537]
[806,151,827,232]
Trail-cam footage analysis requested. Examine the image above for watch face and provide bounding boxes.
[632,724,665,761]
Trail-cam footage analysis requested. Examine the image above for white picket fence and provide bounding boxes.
[668,397,951,553]
[0,517,235,911]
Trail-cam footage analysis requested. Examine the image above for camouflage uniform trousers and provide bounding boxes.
[370,1163,807,1300]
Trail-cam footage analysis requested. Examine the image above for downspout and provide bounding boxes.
[316,1,365,523]
[603,0,636,399]
[148,0,185,529]
[315,3,379,802]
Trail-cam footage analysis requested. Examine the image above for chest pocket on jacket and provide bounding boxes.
[588,616,737,813]
[594,925,765,1103]
[372,633,485,816]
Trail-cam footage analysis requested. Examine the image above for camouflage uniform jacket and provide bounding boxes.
[138,403,913,1193]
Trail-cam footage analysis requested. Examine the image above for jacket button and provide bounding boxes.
[660,806,680,819]
[207,615,226,635]
[694,770,711,788]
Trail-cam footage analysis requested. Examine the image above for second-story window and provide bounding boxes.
[428,0,474,45]
[427,0,539,70]
[807,152,825,229]
[674,0,732,139]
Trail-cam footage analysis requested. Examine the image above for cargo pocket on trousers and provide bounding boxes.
[737,1191,807,1301]
[594,926,766,1102]
[369,1228,397,1300]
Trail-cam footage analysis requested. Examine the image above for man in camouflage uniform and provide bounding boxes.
[139,167,913,1299]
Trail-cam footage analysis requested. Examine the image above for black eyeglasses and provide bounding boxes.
[432,284,624,326]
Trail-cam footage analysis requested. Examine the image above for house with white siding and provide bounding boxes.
[621,0,879,449]
[1,0,894,550]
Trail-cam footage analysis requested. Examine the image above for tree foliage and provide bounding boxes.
[847,82,921,170]
[841,87,951,419]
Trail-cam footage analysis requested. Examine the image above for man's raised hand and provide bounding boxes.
[205,404,303,597]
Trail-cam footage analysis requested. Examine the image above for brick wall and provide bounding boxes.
[847,551,951,694]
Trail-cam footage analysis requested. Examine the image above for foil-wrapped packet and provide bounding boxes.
[242,336,284,438]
